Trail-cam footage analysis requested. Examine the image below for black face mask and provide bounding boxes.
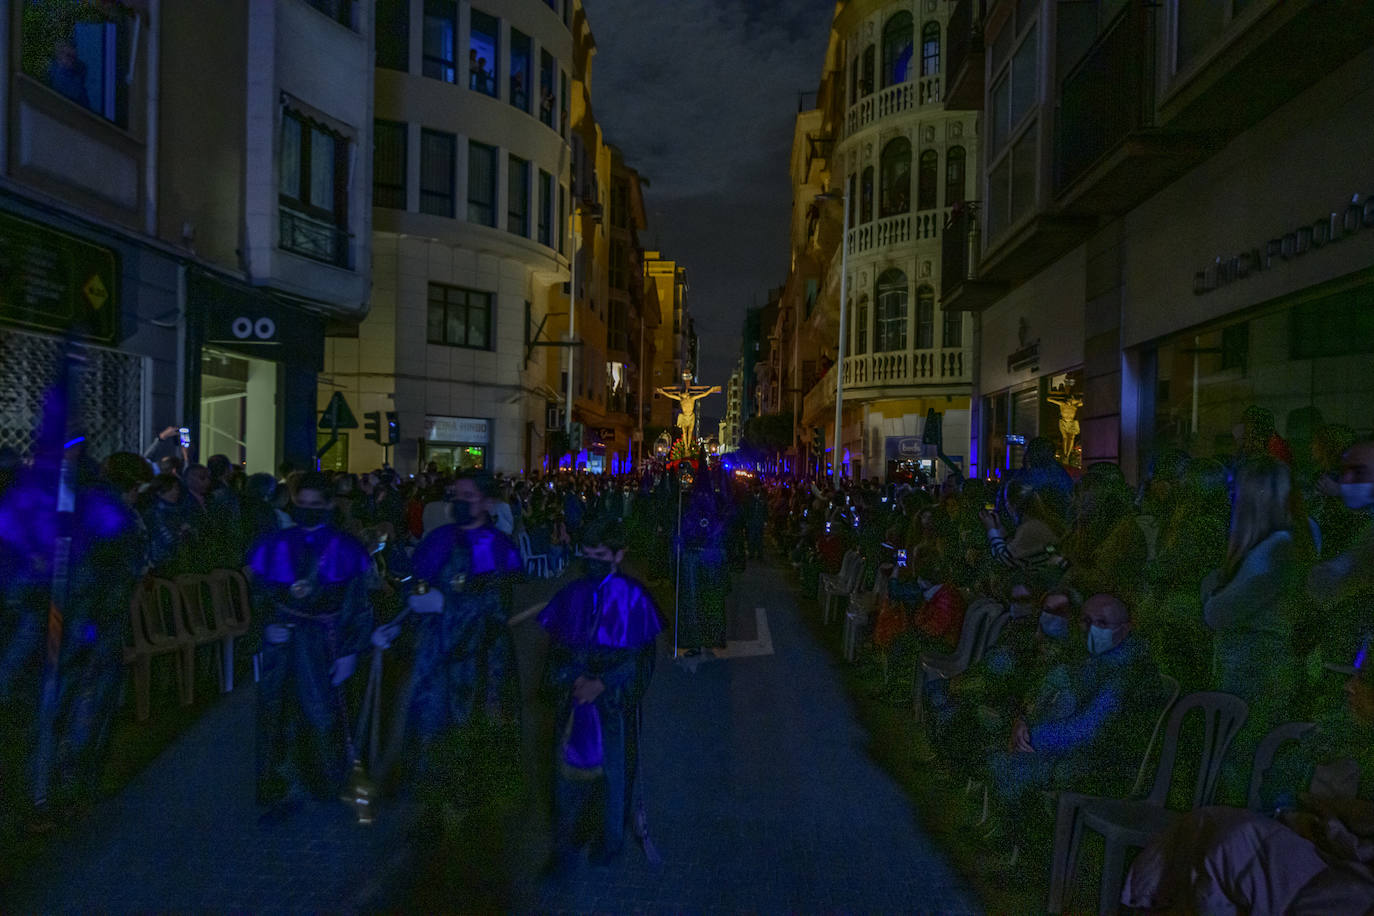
[450,499,474,527]
[582,558,615,580]
[291,505,331,528]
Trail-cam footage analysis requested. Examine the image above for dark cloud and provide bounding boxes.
[586,0,834,413]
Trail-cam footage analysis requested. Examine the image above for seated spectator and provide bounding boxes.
[1123,637,1374,914]
[1059,463,1148,605]
[1307,440,1374,660]
[980,480,1067,595]
[980,593,1160,871]
[1203,456,1309,799]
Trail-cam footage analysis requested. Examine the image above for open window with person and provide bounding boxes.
[22,0,132,127]
[875,269,908,353]
[540,50,557,128]
[510,30,532,112]
[882,11,914,87]
[879,137,911,217]
[468,8,499,97]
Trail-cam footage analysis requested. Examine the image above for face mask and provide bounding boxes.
[450,499,474,526]
[1088,624,1118,656]
[1039,612,1069,640]
[583,558,615,580]
[1341,482,1374,511]
[290,505,331,528]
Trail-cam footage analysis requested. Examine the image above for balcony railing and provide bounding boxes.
[842,349,969,388]
[280,207,352,269]
[1053,6,1156,195]
[845,75,943,137]
[803,347,970,419]
[847,208,948,257]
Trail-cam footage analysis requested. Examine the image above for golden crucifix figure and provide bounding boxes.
[1046,384,1084,460]
[655,372,720,445]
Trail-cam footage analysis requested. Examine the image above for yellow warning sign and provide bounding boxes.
[83,274,108,310]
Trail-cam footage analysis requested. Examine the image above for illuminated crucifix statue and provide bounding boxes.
[1046,384,1084,461]
[656,372,720,446]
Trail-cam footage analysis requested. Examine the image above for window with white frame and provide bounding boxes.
[941,305,962,348]
[875,269,908,353]
[882,12,914,87]
[915,286,935,349]
[880,138,911,217]
[279,109,351,267]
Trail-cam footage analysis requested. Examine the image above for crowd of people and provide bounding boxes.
[773,413,1374,910]
[3,398,1372,907]
[0,427,766,887]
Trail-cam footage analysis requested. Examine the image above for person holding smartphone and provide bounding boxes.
[143,424,190,472]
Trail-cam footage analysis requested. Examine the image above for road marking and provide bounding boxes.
[508,602,547,627]
[715,607,774,658]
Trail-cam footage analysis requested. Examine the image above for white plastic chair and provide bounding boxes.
[1049,687,1247,916]
[821,549,861,624]
[913,597,1006,723]
[843,566,889,662]
[518,531,550,578]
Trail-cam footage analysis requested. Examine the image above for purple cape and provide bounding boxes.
[246,526,371,585]
[538,574,663,649]
[412,523,521,582]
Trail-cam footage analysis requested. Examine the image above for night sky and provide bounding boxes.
[586,0,837,417]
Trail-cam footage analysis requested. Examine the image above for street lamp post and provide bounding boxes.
[816,186,850,483]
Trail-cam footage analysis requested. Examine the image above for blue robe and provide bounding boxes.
[402,523,522,785]
[0,475,141,813]
[247,525,373,806]
[539,573,662,860]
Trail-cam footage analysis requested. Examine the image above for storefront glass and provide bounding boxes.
[983,368,1085,477]
[199,348,278,474]
[1146,284,1374,464]
[424,444,486,471]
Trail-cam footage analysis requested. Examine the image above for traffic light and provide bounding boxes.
[385,411,400,445]
[363,410,381,444]
[812,426,825,454]
[569,422,585,450]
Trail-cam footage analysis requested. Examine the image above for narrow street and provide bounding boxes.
[3,557,982,914]
[515,556,981,914]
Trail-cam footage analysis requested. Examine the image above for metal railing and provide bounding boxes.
[940,202,980,297]
[1053,5,1157,195]
[279,207,352,269]
[947,0,985,85]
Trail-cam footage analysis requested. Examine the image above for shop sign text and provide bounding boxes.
[1194,191,1374,295]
